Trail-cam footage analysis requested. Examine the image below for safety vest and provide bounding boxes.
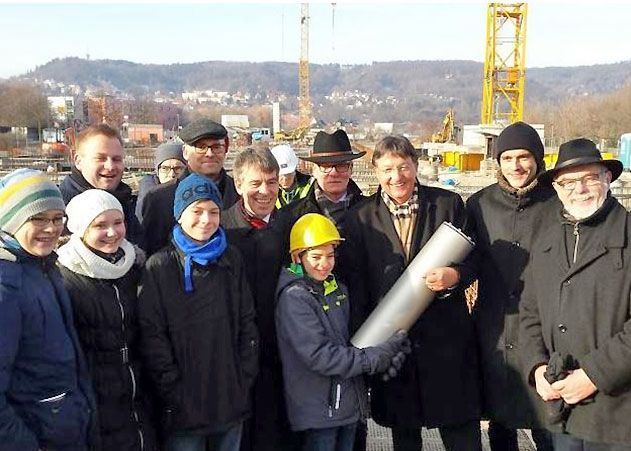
[276,177,314,209]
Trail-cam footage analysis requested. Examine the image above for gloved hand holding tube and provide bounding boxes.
[361,330,412,375]
[351,222,475,349]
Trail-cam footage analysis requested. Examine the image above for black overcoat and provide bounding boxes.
[221,204,293,451]
[344,185,480,428]
[519,198,631,445]
[466,182,556,428]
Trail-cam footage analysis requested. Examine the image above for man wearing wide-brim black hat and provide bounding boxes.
[274,129,367,263]
[520,138,631,449]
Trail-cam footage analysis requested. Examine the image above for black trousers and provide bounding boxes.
[391,420,482,451]
[552,433,631,451]
[488,421,553,450]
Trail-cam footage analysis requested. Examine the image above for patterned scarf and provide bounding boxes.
[172,224,228,293]
[315,184,353,227]
[380,184,420,219]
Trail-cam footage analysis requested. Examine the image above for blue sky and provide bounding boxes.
[1,1,630,79]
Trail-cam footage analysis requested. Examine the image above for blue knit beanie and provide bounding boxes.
[173,173,223,220]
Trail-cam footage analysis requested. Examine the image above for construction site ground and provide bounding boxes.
[367,420,536,450]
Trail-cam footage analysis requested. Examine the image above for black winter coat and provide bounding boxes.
[59,169,144,248]
[59,264,157,451]
[137,243,259,434]
[140,169,239,255]
[519,197,631,446]
[466,181,557,428]
[221,204,291,450]
[344,185,480,428]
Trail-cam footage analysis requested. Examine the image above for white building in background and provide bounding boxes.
[47,96,75,124]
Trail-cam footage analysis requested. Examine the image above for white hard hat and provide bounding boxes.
[271,144,299,176]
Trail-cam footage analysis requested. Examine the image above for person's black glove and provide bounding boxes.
[362,330,409,375]
[382,351,408,381]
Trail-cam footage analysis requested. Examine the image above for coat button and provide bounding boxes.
[558,324,567,333]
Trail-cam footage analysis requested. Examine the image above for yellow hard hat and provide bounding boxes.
[289,213,344,254]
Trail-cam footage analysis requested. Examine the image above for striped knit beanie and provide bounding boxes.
[0,168,65,235]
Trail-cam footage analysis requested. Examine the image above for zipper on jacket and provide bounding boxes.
[572,223,580,264]
[113,283,143,450]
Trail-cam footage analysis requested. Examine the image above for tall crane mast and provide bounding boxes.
[298,3,311,129]
[481,3,528,125]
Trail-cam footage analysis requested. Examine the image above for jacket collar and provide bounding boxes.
[541,196,626,277]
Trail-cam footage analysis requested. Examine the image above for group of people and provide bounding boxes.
[0,117,630,451]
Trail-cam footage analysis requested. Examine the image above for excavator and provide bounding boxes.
[431,109,456,143]
[274,126,309,142]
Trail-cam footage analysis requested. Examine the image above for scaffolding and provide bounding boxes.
[481,3,528,125]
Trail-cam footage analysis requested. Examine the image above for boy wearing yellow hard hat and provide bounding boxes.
[275,213,410,451]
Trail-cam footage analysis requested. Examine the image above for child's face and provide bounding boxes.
[178,199,220,243]
[299,243,336,282]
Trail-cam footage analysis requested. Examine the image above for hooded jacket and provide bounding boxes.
[0,245,95,451]
[275,268,368,431]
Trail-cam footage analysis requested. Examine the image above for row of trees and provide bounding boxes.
[526,82,631,147]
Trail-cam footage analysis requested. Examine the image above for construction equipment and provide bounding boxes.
[481,3,528,125]
[298,3,311,129]
[431,109,456,143]
[274,126,308,142]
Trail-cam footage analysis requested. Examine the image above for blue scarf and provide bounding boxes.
[172,225,228,293]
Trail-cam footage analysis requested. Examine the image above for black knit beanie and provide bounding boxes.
[494,122,544,170]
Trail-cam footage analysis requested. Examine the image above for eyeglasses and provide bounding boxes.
[190,143,226,155]
[553,172,604,191]
[28,215,66,227]
[318,163,352,174]
[159,164,186,174]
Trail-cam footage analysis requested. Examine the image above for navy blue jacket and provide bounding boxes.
[275,268,368,431]
[0,246,95,451]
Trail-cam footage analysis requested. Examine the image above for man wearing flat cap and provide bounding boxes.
[466,122,554,450]
[141,118,239,255]
[519,138,631,449]
[274,129,366,261]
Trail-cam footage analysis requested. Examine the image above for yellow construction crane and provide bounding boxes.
[481,3,528,125]
[298,3,311,129]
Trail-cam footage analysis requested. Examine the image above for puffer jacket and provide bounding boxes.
[275,268,368,431]
[59,264,157,451]
[0,245,95,451]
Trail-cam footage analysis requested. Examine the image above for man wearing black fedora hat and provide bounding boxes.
[466,122,554,451]
[274,129,366,261]
[520,138,631,449]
